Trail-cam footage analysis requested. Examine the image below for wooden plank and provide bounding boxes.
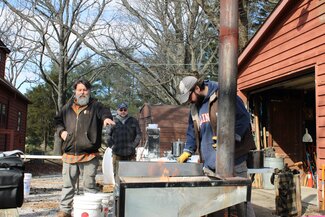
[238,3,324,74]
[158,129,188,135]
[317,117,325,128]
[257,3,324,56]
[317,147,325,156]
[317,97,325,107]
[316,85,325,97]
[253,102,261,150]
[238,1,325,91]
[250,24,324,69]
[238,55,320,90]
[295,174,302,216]
[153,122,189,128]
[263,127,267,148]
[239,38,325,86]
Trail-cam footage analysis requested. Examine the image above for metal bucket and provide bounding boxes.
[172,140,185,157]
[262,157,284,190]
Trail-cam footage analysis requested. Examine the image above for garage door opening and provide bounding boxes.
[248,71,316,188]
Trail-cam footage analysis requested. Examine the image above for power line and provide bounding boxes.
[104,62,219,66]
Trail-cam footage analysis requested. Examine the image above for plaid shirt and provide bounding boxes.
[107,115,141,157]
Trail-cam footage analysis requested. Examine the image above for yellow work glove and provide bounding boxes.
[212,136,217,150]
[177,152,191,163]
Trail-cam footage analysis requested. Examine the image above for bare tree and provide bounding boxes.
[82,0,219,104]
[196,0,251,51]
[197,0,279,51]
[2,0,113,113]
[0,6,40,89]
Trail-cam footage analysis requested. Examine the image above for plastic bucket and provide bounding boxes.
[84,192,114,217]
[102,148,115,185]
[24,173,32,196]
[262,157,284,190]
[73,195,103,217]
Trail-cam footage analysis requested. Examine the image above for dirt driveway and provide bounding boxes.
[18,175,62,217]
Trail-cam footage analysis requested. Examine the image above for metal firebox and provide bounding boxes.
[115,161,251,217]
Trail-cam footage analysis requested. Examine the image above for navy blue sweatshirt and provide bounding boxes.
[184,80,251,170]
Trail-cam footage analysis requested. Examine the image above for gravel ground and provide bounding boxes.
[18,175,62,217]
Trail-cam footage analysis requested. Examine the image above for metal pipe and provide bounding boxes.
[216,0,238,177]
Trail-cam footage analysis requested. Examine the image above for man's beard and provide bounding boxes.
[194,93,205,106]
[76,94,90,106]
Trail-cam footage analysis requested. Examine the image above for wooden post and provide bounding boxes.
[263,127,267,148]
[254,103,261,150]
[294,174,302,216]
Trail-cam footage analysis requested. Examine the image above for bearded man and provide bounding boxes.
[54,78,115,217]
[176,76,256,217]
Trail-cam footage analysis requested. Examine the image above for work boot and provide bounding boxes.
[56,211,71,217]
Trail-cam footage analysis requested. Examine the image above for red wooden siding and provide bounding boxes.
[0,40,9,78]
[0,84,28,151]
[238,0,324,90]
[316,54,325,192]
[138,104,189,156]
[238,0,325,206]
[316,52,325,205]
[0,50,6,78]
[0,39,28,152]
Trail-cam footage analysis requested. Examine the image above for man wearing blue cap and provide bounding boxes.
[106,102,142,179]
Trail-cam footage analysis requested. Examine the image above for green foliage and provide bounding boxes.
[25,83,56,150]
[25,144,44,155]
[248,0,279,39]
[92,61,145,116]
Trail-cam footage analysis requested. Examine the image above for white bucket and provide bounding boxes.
[102,148,115,185]
[84,192,114,217]
[24,173,32,196]
[73,195,103,217]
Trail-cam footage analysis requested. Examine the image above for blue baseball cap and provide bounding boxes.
[118,102,128,109]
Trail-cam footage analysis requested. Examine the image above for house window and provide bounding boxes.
[17,111,22,131]
[0,103,7,128]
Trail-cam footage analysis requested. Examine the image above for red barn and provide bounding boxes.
[237,0,324,206]
[0,39,29,151]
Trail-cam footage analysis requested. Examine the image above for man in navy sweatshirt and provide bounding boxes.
[177,76,256,217]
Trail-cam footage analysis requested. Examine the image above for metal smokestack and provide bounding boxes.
[216,0,238,177]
